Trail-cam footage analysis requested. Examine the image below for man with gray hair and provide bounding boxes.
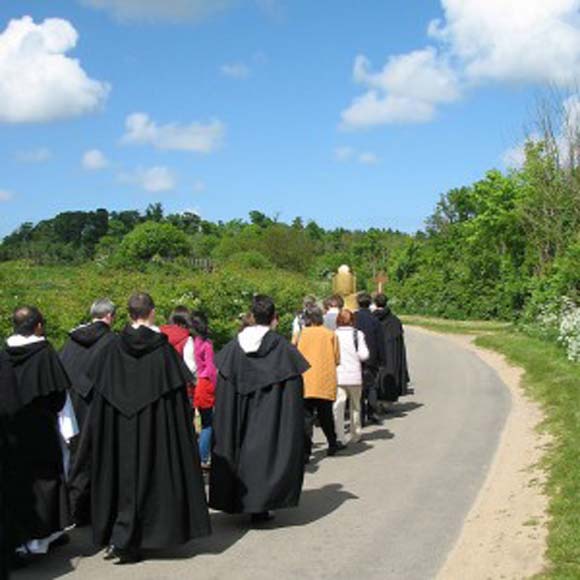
[60,298,117,525]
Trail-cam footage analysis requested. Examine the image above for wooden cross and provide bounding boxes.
[375,271,388,293]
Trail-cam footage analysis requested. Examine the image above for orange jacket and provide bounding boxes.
[297,326,340,401]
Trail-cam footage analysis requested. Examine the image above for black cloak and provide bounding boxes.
[373,308,411,402]
[84,325,211,551]
[1,340,71,547]
[59,322,117,525]
[0,353,17,578]
[60,321,116,428]
[209,331,310,514]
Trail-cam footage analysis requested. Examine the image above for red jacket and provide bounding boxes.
[160,324,190,357]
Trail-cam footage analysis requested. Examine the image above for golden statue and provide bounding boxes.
[332,265,358,310]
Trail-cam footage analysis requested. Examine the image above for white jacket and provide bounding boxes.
[335,327,370,386]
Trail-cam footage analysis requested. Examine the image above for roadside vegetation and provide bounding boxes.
[406,316,579,579]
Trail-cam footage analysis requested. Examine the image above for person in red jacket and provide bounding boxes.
[160,307,197,405]
[190,311,216,470]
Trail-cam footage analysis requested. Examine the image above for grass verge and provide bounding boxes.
[407,317,579,579]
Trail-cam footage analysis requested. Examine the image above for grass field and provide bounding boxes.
[405,316,580,579]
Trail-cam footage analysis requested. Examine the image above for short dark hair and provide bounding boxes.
[374,293,389,308]
[328,294,344,309]
[357,292,372,309]
[304,305,324,327]
[190,311,210,340]
[128,292,155,321]
[169,306,191,328]
[251,295,276,326]
[13,306,44,337]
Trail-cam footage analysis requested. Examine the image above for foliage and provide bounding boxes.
[114,221,191,267]
[0,261,322,349]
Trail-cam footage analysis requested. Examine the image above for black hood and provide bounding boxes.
[5,340,49,366]
[374,307,393,322]
[247,331,282,358]
[216,331,310,395]
[70,321,111,348]
[120,325,168,358]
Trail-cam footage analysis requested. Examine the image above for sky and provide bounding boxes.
[1,0,579,237]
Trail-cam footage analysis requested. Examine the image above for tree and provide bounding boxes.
[115,221,190,266]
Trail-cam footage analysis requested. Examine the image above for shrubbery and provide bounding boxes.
[0,261,323,349]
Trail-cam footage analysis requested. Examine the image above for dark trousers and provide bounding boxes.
[362,365,379,425]
[304,398,337,458]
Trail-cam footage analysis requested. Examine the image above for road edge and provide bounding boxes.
[409,326,550,580]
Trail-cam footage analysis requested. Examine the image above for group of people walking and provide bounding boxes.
[0,289,410,576]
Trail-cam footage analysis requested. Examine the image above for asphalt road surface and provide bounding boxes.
[15,328,511,580]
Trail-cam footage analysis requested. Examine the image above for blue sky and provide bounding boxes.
[0,0,578,237]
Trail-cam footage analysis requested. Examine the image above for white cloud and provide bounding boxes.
[120,166,176,192]
[334,146,355,162]
[334,146,379,165]
[341,48,460,129]
[80,0,233,23]
[122,113,225,153]
[502,143,528,169]
[429,0,580,86]
[358,152,379,165]
[15,147,51,163]
[341,0,580,129]
[0,190,14,202]
[0,16,110,124]
[221,63,250,79]
[82,149,109,170]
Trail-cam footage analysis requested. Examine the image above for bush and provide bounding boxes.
[114,222,191,267]
[0,261,323,349]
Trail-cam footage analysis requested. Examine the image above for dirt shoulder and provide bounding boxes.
[412,328,550,580]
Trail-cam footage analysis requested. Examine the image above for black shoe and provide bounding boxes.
[114,548,142,565]
[327,441,347,456]
[367,414,381,425]
[250,511,275,524]
[103,545,117,560]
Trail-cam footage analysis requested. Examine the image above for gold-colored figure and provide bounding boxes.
[332,265,358,310]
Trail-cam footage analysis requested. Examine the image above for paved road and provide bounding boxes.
[16,328,511,580]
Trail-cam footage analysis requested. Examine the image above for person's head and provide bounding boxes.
[251,295,276,326]
[168,306,191,329]
[128,292,155,324]
[190,311,210,340]
[336,308,355,328]
[13,306,45,337]
[356,291,372,310]
[328,294,344,310]
[303,305,324,327]
[322,297,332,313]
[90,298,116,326]
[302,295,317,310]
[374,293,389,309]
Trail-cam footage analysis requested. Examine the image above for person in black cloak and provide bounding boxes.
[1,307,71,562]
[0,352,18,578]
[354,292,386,425]
[60,298,117,526]
[83,292,211,564]
[210,295,310,524]
[373,293,411,403]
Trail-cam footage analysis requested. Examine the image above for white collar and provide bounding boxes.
[6,334,46,347]
[238,325,270,354]
[131,322,160,333]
